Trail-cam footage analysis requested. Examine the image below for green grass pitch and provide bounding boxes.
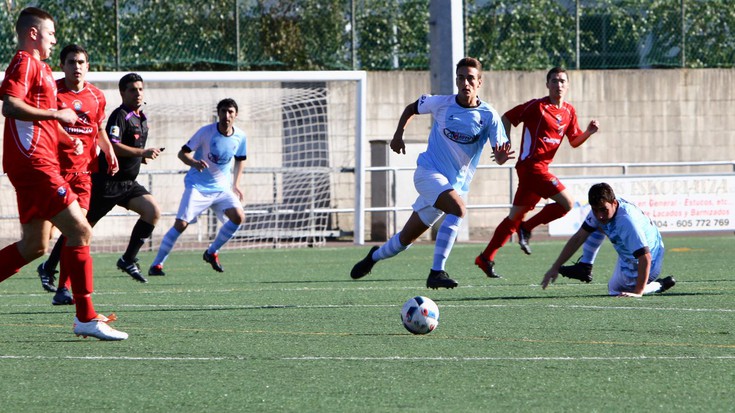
[1,235,733,412]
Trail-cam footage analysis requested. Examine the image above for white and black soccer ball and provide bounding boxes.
[401,296,439,335]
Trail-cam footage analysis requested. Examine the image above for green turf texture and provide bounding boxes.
[1,235,733,412]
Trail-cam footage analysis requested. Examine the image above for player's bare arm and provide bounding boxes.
[542,227,592,289]
[568,119,600,148]
[56,123,84,155]
[491,142,515,165]
[619,251,652,298]
[232,159,246,201]
[97,128,119,175]
[2,95,78,124]
[177,147,207,172]
[390,102,418,155]
[501,115,513,142]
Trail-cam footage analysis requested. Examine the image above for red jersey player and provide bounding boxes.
[0,7,127,340]
[35,44,120,304]
[475,67,600,278]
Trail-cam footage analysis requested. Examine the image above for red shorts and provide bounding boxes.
[10,170,78,224]
[512,164,566,207]
[63,172,92,210]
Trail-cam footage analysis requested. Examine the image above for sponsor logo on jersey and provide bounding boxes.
[542,136,562,145]
[442,128,479,144]
[208,152,232,165]
[65,126,94,135]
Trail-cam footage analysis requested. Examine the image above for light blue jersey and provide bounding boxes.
[583,198,664,268]
[415,94,508,195]
[183,123,247,193]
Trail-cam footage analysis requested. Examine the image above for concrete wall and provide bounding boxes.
[365,69,735,240]
[1,69,733,246]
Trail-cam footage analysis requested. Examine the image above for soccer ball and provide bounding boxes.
[401,296,439,335]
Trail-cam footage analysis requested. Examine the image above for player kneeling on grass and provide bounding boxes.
[541,182,675,297]
[148,98,246,276]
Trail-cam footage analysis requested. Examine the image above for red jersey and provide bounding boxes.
[504,97,583,170]
[0,50,60,180]
[56,79,106,173]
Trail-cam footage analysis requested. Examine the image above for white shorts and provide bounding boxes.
[608,247,665,295]
[176,186,241,224]
[411,165,454,226]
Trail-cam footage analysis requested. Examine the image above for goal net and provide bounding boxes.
[0,71,366,253]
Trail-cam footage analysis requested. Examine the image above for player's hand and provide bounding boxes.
[233,186,244,201]
[390,131,406,154]
[106,152,120,176]
[55,108,79,125]
[192,159,208,172]
[72,138,84,155]
[541,268,559,289]
[492,142,515,165]
[618,292,642,298]
[587,119,600,134]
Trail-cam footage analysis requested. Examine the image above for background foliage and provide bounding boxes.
[0,0,733,71]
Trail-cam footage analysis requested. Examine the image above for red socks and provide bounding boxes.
[61,245,97,322]
[0,243,27,283]
[481,218,519,261]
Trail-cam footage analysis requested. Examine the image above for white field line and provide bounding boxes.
[1,354,734,362]
[1,301,733,313]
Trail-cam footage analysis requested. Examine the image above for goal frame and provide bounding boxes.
[85,70,368,246]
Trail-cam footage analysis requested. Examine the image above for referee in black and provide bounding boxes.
[87,73,163,283]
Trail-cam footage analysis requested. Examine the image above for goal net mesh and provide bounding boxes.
[0,73,361,253]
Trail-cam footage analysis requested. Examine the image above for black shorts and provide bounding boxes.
[87,179,151,224]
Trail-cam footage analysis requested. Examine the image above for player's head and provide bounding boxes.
[216,98,239,132]
[60,44,88,65]
[119,72,145,111]
[456,57,482,77]
[546,67,569,102]
[588,183,618,224]
[455,57,483,105]
[16,7,56,60]
[60,44,90,86]
[217,98,238,114]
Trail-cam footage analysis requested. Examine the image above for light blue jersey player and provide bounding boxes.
[351,57,515,289]
[543,183,676,296]
[149,98,247,275]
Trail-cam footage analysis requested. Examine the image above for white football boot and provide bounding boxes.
[73,313,129,341]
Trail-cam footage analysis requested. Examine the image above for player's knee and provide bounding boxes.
[174,220,188,232]
[18,238,47,261]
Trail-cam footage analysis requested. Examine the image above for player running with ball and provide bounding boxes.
[350,57,513,289]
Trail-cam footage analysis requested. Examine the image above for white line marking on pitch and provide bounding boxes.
[0,302,733,313]
[1,355,734,362]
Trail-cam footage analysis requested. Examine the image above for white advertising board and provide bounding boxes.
[548,175,735,236]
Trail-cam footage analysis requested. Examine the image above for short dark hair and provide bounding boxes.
[588,183,616,206]
[456,57,482,76]
[217,98,238,113]
[546,67,568,82]
[60,44,89,65]
[119,72,143,92]
[16,7,54,36]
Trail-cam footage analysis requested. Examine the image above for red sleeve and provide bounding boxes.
[0,53,32,100]
[503,98,537,127]
[564,104,584,140]
[92,85,107,127]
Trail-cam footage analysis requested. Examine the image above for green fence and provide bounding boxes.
[0,0,732,71]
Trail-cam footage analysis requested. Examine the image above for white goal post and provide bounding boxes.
[0,71,367,252]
